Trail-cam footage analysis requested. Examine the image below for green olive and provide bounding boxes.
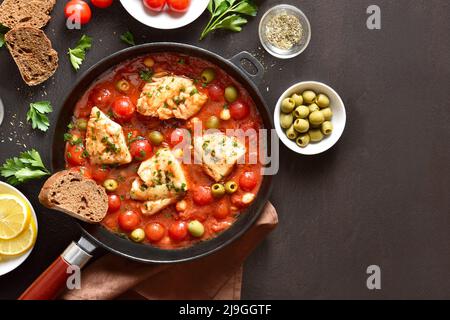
[76,119,88,131]
[280,113,294,129]
[149,131,164,145]
[321,108,333,121]
[206,116,220,129]
[302,90,317,104]
[130,228,145,242]
[224,86,238,103]
[293,105,309,119]
[309,129,324,142]
[315,93,330,108]
[224,181,238,194]
[115,79,130,92]
[291,93,303,106]
[293,119,309,133]
[201,68,216,83]
[188,220,205,238]
[321,121,333,136]
[286,125,298,140]
[309,111,325,126]
[296,134,310,148]
[308,103,320,113]
[103,179,118,192]
[281,98,295,113]
[211,183,226,198]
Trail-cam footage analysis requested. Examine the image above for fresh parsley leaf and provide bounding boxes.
[120,31,135,46]
[26,101,53,132]
[68,35,92,71]
[0,149,50,186]
[139,69,154,82]
[200,0,257,40]
[0,24,8,48]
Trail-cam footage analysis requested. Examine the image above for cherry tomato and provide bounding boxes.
[214,200,230,219]
[129,139,153,161]
[229,101,250,120]
[66,144,85,166]
[112,96,135,121]
[64,0,92,25]
[118,210,141,232]
[91,0,113,8]
[69,166,91,179]
[91,165,110,182]
[145,222,165,242]
[89,87,112,108]
[170,128,187,147]
[239,171,258,191]
[167,0,190,12]
[143,0,166,12]
[208,84,224,102]
[108,195,121,212]
[193,186,214,206]
[168,221,188,241]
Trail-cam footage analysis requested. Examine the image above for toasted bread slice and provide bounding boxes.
[39,170,108,224]
[0,0,56,29]
[5,26,58,86]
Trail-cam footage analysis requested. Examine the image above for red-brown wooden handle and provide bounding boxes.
[18,241,93,300]
[19,256,71,300]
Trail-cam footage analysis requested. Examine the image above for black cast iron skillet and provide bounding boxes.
[19,43,273,300]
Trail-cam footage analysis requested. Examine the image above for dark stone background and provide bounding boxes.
[0,0,449,299]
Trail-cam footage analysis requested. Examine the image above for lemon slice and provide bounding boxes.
[0,194,31,240]
[0,218,37,256]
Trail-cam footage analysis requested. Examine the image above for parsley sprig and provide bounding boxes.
[68,35,92,71]
[0,149,50,186]
[200,0,258,40]
[120,31,135,46]
[0,24,8,48]
[26,101,53,132]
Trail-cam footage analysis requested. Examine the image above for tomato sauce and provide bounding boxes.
[66,53,264,249]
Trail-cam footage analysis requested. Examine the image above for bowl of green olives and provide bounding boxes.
[274,81,346,155]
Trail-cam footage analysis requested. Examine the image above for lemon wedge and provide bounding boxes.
[0,194,31,240]
[0,218,37,256]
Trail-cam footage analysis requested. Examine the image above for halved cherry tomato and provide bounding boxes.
[208,84,224,102]
[145,222,165,242]
[214,200,230,219]
[118,210,141,232]
[91,0,113,8]
[239,171,257,191]
[91,165,110,182]
[143,0,166,12]
[89,87,113,108]
[230,101,250,120]
[167,0,190,12]
[170,128,187,147]
[112,96,135,121]
[64,0,92,25]
[193,186,214,206]
[130,139,153,161]
[66,144,85,166]
[108,195,121,213]
[168,221,188,241]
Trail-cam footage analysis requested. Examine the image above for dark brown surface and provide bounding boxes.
[0,0,449,299]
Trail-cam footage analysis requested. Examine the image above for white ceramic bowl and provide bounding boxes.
[0,182,38,276]
[120,0,209,30]
[274,81,346,155]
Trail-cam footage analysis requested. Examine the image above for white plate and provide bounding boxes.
[120,0,209,30]
[274,81,346,155]
[0,182,38,276]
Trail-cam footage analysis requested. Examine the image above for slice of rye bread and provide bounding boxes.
[39,170,108,224]
[0,0,56,29]
[5,26,58,86]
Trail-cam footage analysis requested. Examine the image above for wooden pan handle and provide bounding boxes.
[19,241,93,300]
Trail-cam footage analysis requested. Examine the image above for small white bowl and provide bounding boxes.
[0,182,38,276]
[274,81,346,155]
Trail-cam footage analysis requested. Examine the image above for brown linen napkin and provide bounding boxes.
[61,202,278,300]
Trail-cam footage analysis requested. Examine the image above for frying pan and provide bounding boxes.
[19,43,274,300]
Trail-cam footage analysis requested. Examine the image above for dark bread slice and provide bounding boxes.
[0,0,56,29]
[39,170,108,224]
[5,26,58,86]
